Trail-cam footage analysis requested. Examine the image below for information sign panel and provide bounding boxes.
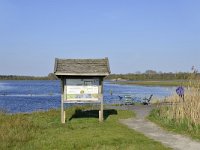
[64,79,101,101]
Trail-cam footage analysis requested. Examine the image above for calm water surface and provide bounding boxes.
[0,80,176,113]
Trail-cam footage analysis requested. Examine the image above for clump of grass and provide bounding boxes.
[0,113,41,148]
[149,69,200,139]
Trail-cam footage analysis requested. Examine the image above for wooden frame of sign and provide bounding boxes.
[54,58,110,123]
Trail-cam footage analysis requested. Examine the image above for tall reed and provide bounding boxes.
[159,70,200,128]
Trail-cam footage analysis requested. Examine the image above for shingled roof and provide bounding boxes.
[54,58,111,76]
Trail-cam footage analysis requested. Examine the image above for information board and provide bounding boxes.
[64,79,101,101]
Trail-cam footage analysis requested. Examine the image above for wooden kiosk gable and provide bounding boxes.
[54,58,111,123]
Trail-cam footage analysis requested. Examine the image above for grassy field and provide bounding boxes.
[0,106,170,150]
[115,80,187,87]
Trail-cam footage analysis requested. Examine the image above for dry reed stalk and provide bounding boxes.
[160,79,200,126]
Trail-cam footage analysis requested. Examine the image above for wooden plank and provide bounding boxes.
[54,58,58,73]
[61,78,65,123]
[55,72,109,76]
[105,57,111,74]
[99,78,104,122]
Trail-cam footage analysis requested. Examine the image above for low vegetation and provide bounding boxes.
[115,80,187,87]
[2,72,200,81]
[106,72,200,81]
[148,71,200,140]
[0,106,170,150]
[0,73,58,80]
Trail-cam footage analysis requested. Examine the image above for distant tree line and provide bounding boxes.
[1,70,199,81]
[0,73,58,80]
[106,71,200,81]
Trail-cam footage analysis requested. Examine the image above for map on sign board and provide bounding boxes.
[64,79,101,101]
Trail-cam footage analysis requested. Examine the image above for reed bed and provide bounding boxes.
[161,76,200,125]
[161,86,200,126]
[149,74,200,139]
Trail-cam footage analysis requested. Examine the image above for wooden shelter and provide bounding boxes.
[54,58,111,123]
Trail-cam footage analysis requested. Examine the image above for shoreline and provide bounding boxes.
[111,80,187,87]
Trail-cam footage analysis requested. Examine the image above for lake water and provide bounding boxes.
[0,80,176,113]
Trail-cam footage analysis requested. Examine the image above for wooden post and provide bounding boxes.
[61,78,65,123]
[99,78,104,122]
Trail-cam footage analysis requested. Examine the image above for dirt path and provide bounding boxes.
[108,105,200,150]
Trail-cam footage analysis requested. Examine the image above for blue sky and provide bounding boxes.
[0,0,200,76]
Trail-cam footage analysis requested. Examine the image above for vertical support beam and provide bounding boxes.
[99,78,104,122]
[61,78,65,123]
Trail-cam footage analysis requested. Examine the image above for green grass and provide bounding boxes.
[115,80,187,87]
[0,106,171,150]
[148,108,200,140]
